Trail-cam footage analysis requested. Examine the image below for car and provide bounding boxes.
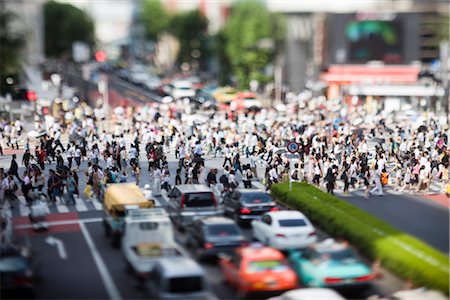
[121,208,187,279]
[233,91,263,111]
[102,183,155,247]
[213,86,237,104]
[252,211,317,250]
[219,243,299,298]
[288,239,373,288]
[222,189,277,224]
[146,257,217,300]
[185,217,246,260]
[171,80,196,99]
[167,185,224,230]
[0,244,35,297]
[268,288,346,300]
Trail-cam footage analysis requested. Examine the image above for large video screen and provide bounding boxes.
[345,20,403,63]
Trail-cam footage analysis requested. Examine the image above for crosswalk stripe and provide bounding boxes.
[55,202,69,213]
[91,199,103,210]
[18,196,30,217]
[75,195,88,212]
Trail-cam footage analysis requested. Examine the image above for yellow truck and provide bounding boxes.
[102,183,154,247]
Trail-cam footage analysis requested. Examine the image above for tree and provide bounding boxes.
[224,1,285,88]
[140,0,170,41]
[169,9,210,71]
[44,1,95,59]
[0,10,25,95]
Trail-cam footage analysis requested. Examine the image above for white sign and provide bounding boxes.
[72,41,90,63]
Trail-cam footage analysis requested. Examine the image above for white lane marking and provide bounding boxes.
[14,217,102,229]
[55,202,69,213]
[252,181,266,190]
[18,196,30,217]
[91,199,103,210]
[45,236,68,259]
[74,195,88,212]
[79,222,122,300]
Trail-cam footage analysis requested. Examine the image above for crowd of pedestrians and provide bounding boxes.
[0,92,449,210]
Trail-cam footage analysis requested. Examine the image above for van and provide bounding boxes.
[122,208,187,278]
[167,185,224,230]
[102,183,154,246]
[146,257,217,300]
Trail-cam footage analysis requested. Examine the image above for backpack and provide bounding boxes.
[381,172,389,186]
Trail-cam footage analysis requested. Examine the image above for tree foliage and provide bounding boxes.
[0,10,24,95]
[44,1,95,58]
[140,0,170,41]
[224,1,285,88]
[169,9,210,70]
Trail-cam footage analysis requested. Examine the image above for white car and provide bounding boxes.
[252,211,317,250]
[171,80,196,99]
[268,288,346,300]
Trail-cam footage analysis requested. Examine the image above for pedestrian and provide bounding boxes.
[3,174,18,208]
[175,168,182,185]
[21,171,33,206]
[74,146,82,170]
[325,166,336,195]
[370,168,384,196]
[206,168,218,187]
[65,172,77,206]
[243,164,254,189]
[363,170,371,199]
[8,154,21,182]
[67,143,75,169]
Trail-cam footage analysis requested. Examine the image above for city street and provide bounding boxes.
[2,146,447,299]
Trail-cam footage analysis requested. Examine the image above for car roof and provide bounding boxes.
[280,288,346,300]
[268,210,306,220]
[236,189,267,194]
[313,239,351,252]
[157,257,205,277]
[200,217,236,225]
[175,184,212,193]
[239,245,284,260]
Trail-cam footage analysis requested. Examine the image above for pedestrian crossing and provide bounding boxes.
[1,194,104,218]
[332,182,443,199]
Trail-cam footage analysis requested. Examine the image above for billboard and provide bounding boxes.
[345,20,402,63]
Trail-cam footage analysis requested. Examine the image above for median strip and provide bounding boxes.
[271,182,449,294]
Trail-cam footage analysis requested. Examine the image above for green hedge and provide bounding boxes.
[271,182,449,294]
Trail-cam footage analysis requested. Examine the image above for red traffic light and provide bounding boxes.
[26,90,37,101]
[95,50,107,62]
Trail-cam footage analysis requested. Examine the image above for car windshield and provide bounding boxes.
[207,224,240,237]
[320,249,358,263]
[168,276,204,293]
[241,193,273,204]
[278,219,307,227]
[186,193,214,207]
[247,260,289,273]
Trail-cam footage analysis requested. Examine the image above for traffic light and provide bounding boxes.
[12,88,37,101]
[95,50,107,62]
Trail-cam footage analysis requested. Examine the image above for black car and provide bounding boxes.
[185,217,246,260]
[222,189,277,225]
[0,244,35,297]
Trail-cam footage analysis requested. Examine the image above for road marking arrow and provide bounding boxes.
[45,236,67,259]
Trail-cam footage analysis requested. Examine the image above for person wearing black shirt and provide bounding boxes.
[206,169,217,187]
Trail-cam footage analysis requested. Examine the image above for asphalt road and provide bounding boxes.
[340,193,449,254]
[3,137,448,299]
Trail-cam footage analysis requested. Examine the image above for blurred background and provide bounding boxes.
[0,0,449,125]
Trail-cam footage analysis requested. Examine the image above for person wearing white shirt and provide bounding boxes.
[67,144,75,169]
[106,155,114,169]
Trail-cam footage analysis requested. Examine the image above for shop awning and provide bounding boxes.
[345,84,445,97]
[320,65,421,84]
